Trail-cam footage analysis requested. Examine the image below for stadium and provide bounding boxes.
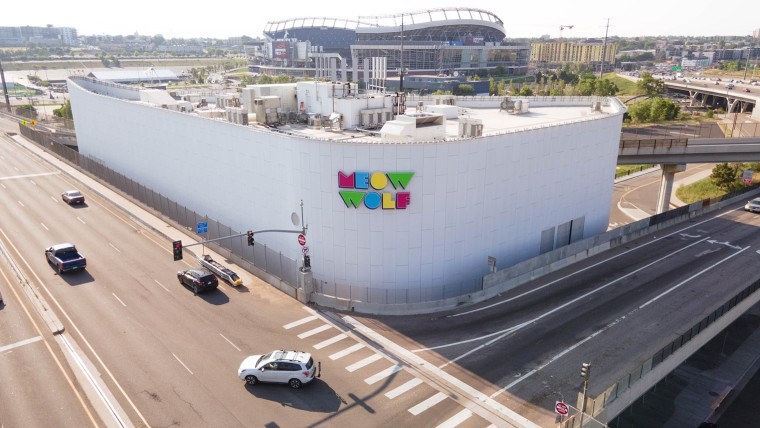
[260,8,529,80]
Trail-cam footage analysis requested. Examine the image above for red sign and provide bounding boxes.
[555,401,569,416]
[297,234,306,246]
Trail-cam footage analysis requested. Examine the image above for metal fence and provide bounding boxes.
[621,120,760,140]
[17,124,300,292]
[575,279,760,427]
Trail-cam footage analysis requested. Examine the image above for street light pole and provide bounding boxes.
[0,59,11,112]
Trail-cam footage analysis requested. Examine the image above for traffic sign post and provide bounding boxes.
[555,401,569,416]
[302,246,309,255]
[196,221,208,234]
[297,234,306,246]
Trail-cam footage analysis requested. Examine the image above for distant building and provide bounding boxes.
[753,28,760,39]
[530,40,618,71]
[0,25,78,47]
[259,7,529,82]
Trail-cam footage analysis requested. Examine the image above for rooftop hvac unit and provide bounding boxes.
[458,118,483,137]
[592,101,602,111]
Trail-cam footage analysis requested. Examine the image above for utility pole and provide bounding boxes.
[599,19,610,79]
[0,59,11,112]
[579,362,591,427]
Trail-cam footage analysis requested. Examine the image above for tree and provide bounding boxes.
[594,79,618,96]
[519,86,533,96]
[636,72,665,95]
[53,100,73,119]
[710,163,741,192]
[455,84,475,96]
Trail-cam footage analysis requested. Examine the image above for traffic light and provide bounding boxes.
[246,230,254,246]
[304,255,311,269]
[580,362,591,380]
[172,240,183,261]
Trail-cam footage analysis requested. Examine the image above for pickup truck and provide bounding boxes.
[45,243,87,273]
[197,254,242,286]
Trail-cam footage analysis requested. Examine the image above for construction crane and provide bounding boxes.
[559,24,574,40]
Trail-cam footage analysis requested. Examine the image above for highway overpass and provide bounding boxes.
[664,80,758,120]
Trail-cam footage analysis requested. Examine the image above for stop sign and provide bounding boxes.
[555,401,569,416]
[297,234,306,246]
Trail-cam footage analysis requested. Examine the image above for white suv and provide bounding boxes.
[238,350,318,389]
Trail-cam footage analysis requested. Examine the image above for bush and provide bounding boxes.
[705,109,714,118]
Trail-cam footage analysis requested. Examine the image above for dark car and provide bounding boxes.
[177,269,218,294]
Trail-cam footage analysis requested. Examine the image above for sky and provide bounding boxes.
[1,1,757,40]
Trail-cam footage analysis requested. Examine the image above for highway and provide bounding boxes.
[345,200,760,426]
[0,118,504,427]
[3,112,760,427]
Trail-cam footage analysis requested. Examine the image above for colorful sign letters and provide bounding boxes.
[338,171,413,209]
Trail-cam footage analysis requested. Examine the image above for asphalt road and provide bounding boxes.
[1,118,504,428]
[346,202,760,426]
[609,163,715,229]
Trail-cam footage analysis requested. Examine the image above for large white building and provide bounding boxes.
[68,77,625,307]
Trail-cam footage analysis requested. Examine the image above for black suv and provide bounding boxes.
[177,269,218,294]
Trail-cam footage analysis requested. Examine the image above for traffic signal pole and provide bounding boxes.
[579,362,591,427]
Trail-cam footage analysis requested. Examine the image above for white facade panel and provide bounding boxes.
[68,78,622,300]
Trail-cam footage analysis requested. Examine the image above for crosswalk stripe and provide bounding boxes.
[283,315,317,330]
[329,343,365,360]
[408,392,447,415]
[385,378,423,399]
[364,364,403,385]
[313,333,348,350]
[346,354,383,372]
[297,324,332,339]
[435,409,472,428]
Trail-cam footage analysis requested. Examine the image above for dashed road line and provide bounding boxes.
[364,364,402,385]
[329,343,364,360]
[314,333,347,349]
[385,378,422,399]
[283,315,317,330]
[0,336,43,353]
[436,409,473,428]
[172,353,193,375]
[408,392,447,415]
[346,354,382,372]
[297,324,332,339]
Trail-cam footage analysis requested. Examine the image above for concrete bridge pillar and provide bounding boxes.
[656,163,686,214]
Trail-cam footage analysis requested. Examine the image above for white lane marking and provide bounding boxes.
[297,324,332,339]
[450,211,734,318]
[112,293,126,307]
[40,222,49,231]
[365,364,403,385]
[77,217,86,225]
[108,243,120,253]
[436,409,473,428]
[640,246,749,310]
[314,333,347,349]
[51,195,58,202]
[706,239,742,250]
[385,378,423,399]
[173,353,193,375]
[154,279,170,293]
[17,200,24,207]
[13,166,19,172]
[346,354,382,372]
[0,336,43,353]
[756,250,760,255]
[342,315,547,428]
[219,333,241,352]
[0,172,60,180]
[423,236,713,355]
[495,246,751,395]
[408,392,447,415]
[0,183,5,188]
[329,343,365,360]
[59,334,128,428]
[283,315,317,329]
[30,180,36,186]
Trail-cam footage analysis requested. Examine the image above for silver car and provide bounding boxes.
[744,198,760,213]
